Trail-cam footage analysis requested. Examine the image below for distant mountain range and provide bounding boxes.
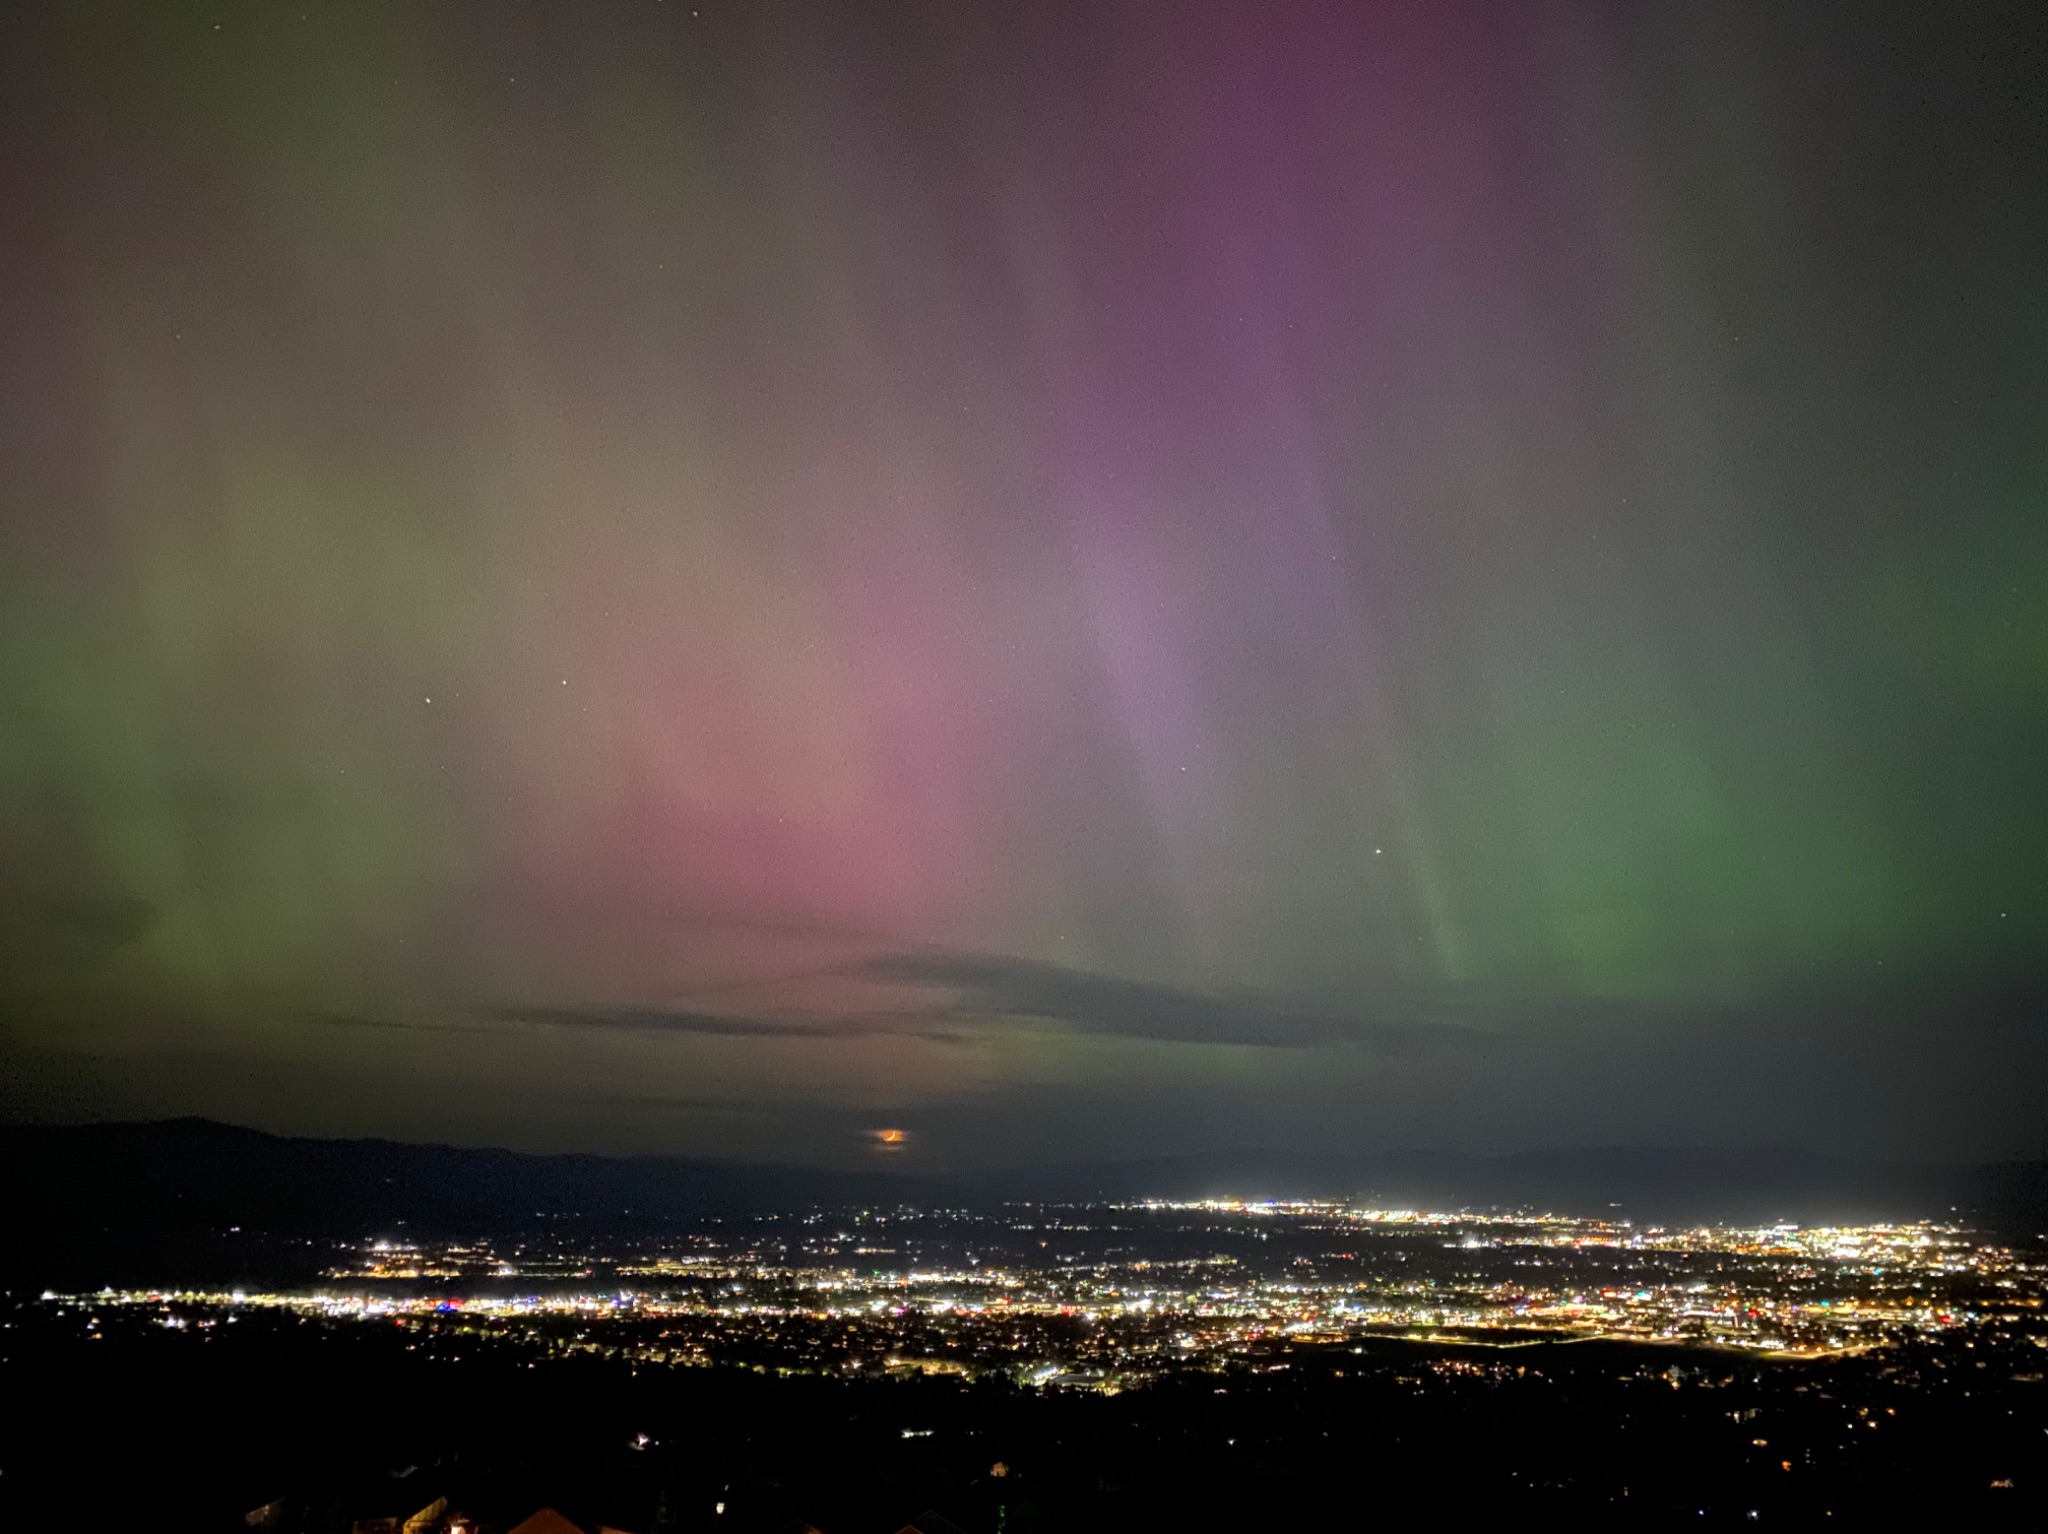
[5,1117,2042,1288]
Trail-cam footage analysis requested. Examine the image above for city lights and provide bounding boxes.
[49,1201,2044,1392]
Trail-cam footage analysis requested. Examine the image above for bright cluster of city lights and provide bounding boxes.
[50,1202,2043,1391]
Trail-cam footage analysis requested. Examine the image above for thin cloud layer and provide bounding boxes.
[862,952,1488,1051]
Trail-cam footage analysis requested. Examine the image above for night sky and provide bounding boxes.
[2,1,2042,1167]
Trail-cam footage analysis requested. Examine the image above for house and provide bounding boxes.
[892,1512,971,1534]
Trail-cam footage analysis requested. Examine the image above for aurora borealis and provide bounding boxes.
[2,0,2042,1165]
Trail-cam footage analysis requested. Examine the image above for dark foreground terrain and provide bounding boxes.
[5,1294,2044,1532]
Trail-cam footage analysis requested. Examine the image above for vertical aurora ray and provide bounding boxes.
[1,0,2041,1161]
